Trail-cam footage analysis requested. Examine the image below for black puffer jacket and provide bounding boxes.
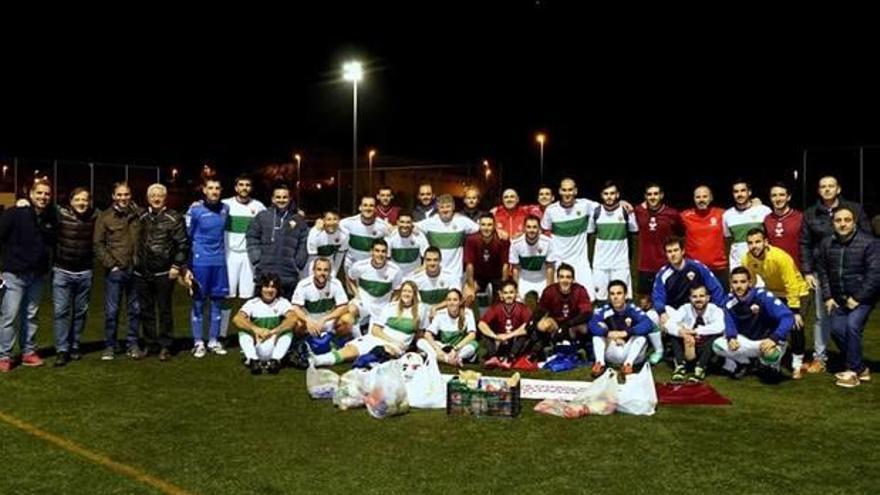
[0,206,58,274]
[133,207,190,275]
[55,206,97,272]
[246,204,309,284]
[799,198,872,274]
[816,230,880,305]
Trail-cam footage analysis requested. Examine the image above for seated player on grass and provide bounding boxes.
[534,263,593,356]
[477,280,532,369]
[588,280,653,377]
[232,273,298,375]
[423,289,478,366]
[662,285,727,383]
[290,257,355,352]
[310,280,428,367]
[712,267,794,379]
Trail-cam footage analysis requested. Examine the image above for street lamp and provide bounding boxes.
[343,60,363,212]
[294,153,302,207]
[483,160,491,180]
[368,149,376,194]
[536,133,546,182]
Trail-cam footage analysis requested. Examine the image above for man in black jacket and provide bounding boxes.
[799,175,873,373]
[133,184,190,361]
[815,206,879,388]
[52,187,98,366]
[246,183,308,299]
[0,179,57,372]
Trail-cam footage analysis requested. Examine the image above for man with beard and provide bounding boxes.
[663,285,727,382]
[588,180,638,303]
[375,186,401,225]
[680,185,728,287]
[386,211,429,279]
[509,215,554,301]
[763,182,803,265]
[417,194,479,279]
[634,182,682,296]
[723,179,771,271]
[412,183,437,221]
[465,214,510,314]
[588,280,653,377]
[339,196,391,273]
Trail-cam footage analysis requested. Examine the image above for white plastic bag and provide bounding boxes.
[403,340,446,409]
[618,364,658,416]
[333,369,369,410]
[534,368,619,417]
[306,363,340,400]
[363,361,410,418]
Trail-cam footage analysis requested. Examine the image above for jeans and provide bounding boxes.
[812,289,832,361]
[104,268,140,349]
[52,268,93,353]
[135,273,175,351]
[829,304,873,373]
[0,271,46,359]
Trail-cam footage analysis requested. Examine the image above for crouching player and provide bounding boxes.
[477,281,532,369]
[534,263,593,356]
[423,289,478,366]
[310,281,427,367]
[588,280,653,377]
[290,257,355,353]
[663,285,727,382]
[232,273,297,374]
[713,267,794,379]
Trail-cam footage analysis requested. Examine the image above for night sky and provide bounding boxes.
[3,2,879,212]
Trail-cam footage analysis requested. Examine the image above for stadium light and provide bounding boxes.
[343,60,364,212]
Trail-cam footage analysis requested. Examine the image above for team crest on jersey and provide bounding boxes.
[504,318,513,331]
[537,248,543,254]
[710,217,718,226]
[440,281,447,288]
[576,210,582,216]
[333,237,339,243]
[289,220,297,228]
[649,216,658,231]
[686,271,696,281]
[483,249,490,262]
[370,230,376,236]
[625,317,632,327]
[774,222,784,237]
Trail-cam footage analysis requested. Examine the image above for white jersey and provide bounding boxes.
[509,234,553,284]
[416,214,478,276]
[339,215,391,269]
[588,204,638,269]
[223,197,266,253]
[306,227,349,276]
[541,198,599,293]
[386,230,429,279]
[239,296,293,330]
[406,269,462,306]
[373,302,429,348]
[663,303,727,337]
[349,259,403,323]
[427,308,477,345]
[723,204,772,269]
[291,276,349,319]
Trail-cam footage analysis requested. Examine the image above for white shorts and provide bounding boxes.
[517,278,547,301]
[351,334,392,356]
[557,258,594,300]
[592,267,632,301]
[226,250,255,298]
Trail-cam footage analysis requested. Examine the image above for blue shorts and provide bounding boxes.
[192,265,229,300]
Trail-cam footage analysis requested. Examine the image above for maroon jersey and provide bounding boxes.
[634,203,683,273]
[464,233,510,283]
[375,205,401,225]
[763,208,803,266]
[481,302,532,334]
[539,283,593,321]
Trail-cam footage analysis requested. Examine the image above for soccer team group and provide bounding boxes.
[1,173,877,388]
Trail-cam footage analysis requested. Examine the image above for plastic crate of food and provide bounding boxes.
[446,375,521,418]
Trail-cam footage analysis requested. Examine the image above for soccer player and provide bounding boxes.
[417,194,479,279]
[478,280,532,369]
[186,178,231,358]
[534,263,593,354]
[407,247,462,308]
[634,182,682,296]
[339,196,391,273]
[588,280,653,377]
[588,180,638,303]
[233,273,297,375]
[663,285,727,383]
[652,236,726,328]
[509,215,554,301]
[386,211,429,279]
[763,182,803,265]
[424,289,479,365]
[220,174,266,344]
[310,281,428,366]
[712,267,794,379]
[346,239,403,332]
[680,185,728,286]
[460,185,487,223]
[742,228,809,378]
[305,210,349,278]
[723,179,771,271]
[465,213,509,314]
[375,185,401,225]
[290,257,354,345]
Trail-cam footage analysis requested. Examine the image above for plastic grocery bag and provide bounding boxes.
[534,368,619,417]
[618,364,658,416]
[363,361,410,419]
[306,363,340,400]
[333,369,369,410]
[403,340,446,409]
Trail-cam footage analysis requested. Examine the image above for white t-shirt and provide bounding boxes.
[290,276,349,319]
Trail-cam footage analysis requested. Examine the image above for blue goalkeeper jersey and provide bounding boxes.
[723,288,794,343]
[187,200,229,267]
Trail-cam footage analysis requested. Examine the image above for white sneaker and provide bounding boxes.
[207,340,227,356]
[192,341,207,359]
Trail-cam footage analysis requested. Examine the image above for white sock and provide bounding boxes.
[220,308,231,338]
[592,336,607,366]
[314,352,338,367]
[238,333,258,361]
[723,358,737,373]
[648,331,663,353]
[792,354,804,370]
[458,345,476,362]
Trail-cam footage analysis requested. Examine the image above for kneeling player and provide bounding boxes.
[310,281,428,367]
[477,281,532,369]
[290,257,355,351]
[423,289,478,366]
[663,285,727,382]
[232,273,297,374]
[713,267,794,379]
[534,263,593,355]
[588,280,653,377]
